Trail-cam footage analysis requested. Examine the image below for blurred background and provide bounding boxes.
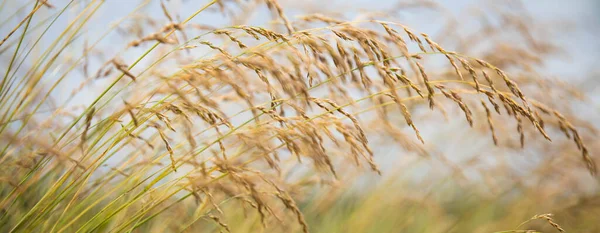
[1,0,599,232]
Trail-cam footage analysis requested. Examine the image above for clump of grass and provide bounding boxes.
[495,213,564,233]
[0,0,596,232]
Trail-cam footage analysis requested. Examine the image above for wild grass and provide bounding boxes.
[0,0,598,232]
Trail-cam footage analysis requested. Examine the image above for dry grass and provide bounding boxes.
[0,0,598,232]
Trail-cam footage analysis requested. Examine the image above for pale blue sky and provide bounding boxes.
[2,0,597,95]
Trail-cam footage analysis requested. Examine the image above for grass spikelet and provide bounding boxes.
[481,100,498,145]
[457,57,481,92]
[208,214,231,233]
[553,111,597,175]
[446,54,464,80]
[402,26,427,52]
[421,33,446,53]
[128,32,176,47]
[416,62,436,109]
[159,0,174,22]
[494,68,532,113]
[481,70,499,93]
[534,110,545,129]
[481,89,501,114]
[353,48,373,89]
[321,98,368,145]
[152,124,176,172]
[521,213,565,232]
[265,0,295,35]
[214,30,247,49]
[385,93,424,144]
[111,58,136,81]
[199,41,232,58]
[120,123,154,150]
[80,107,95,150]
[40,0,54,9]
[154,111,176,132]
[122,100,138,127]
[257,175,309,233]
[436,85,473,126]
[275,190,308,233]
[300,13,345,24]
[516,113,525,148]
[390,68,424,97]
[331,30,353,41]
[380,23,415,71]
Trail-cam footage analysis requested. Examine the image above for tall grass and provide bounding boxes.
[0,0,597,232]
